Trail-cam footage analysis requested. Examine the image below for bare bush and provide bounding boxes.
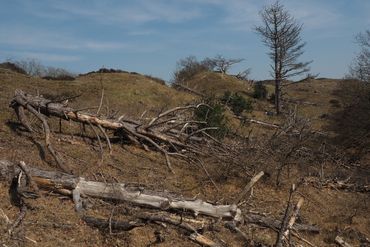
[11,58,45,77]
[349,30,370,82]
[329,79,370,155]
[202,55,244,74]
[172,56,210,84]
[7,58,75,79]
[172,55,249,85]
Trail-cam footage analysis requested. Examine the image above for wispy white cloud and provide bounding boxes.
[0,25,130,52]
[177,0,341,31]
[283,1,341,30]
[5,50,81,62]
[23,0,204,25]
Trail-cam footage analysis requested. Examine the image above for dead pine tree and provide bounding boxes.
[255,1,311,114]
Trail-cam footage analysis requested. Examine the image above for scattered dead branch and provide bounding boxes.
[244,213,319,233]
[138,213,221,247]
[303,176,370,193]
[10,90,219,173]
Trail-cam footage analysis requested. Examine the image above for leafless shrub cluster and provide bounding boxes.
[172,55,249,85]
[349,30,370,82]
[6,58,75,80]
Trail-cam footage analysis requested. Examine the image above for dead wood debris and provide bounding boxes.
[335,236,353,247]
[0,160,325,246]
[303,176,370,193]
[0,160,242,221]
[10,90,221,173]
[234,171,264,205]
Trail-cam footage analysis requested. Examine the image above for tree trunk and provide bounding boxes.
[275,78,281,115]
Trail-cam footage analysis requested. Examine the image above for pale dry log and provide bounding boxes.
[248,119,280,128]
[276,185,295,247]
[335,236,353,247]
[0,160,242,222]
[234,171,264,204]
[282,197,305,242]
[75,179,241,220]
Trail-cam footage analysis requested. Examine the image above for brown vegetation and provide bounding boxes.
[0,67,369,247]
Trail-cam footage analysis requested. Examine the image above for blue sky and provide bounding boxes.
[0,0,369,81]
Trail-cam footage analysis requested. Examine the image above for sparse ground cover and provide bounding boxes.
[0,68,368,246]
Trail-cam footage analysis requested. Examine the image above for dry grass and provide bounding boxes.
[0,68,369,246]
[182,71,252,97]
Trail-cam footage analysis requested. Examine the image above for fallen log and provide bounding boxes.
[335,236,353,247]
[0,160,242,222]
[248,119,280,129]
[279,197,305,245]
[234,171,264,204]
[10,90,218,173]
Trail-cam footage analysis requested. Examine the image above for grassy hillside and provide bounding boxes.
[0,68,368,247]
[181,71,251,97]
[0,68,196,119]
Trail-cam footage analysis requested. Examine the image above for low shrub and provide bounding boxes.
[252,82,268,99]
[221,91,252,116]
[195,97,228,139]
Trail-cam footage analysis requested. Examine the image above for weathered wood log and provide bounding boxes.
[281,197,304,244]
[335,236,353,247]
[248,119,280,128]
[0,160,242,222]
[276,185,295,247]
[234,171,264,204]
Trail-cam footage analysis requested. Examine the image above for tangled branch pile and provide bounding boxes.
[10,90,221,173]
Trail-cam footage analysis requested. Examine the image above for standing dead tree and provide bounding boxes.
[255,1,311,114]
[10,90,220,173]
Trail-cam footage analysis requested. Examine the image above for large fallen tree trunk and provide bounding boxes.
[10,90,218,173]
[0,160,242,222]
